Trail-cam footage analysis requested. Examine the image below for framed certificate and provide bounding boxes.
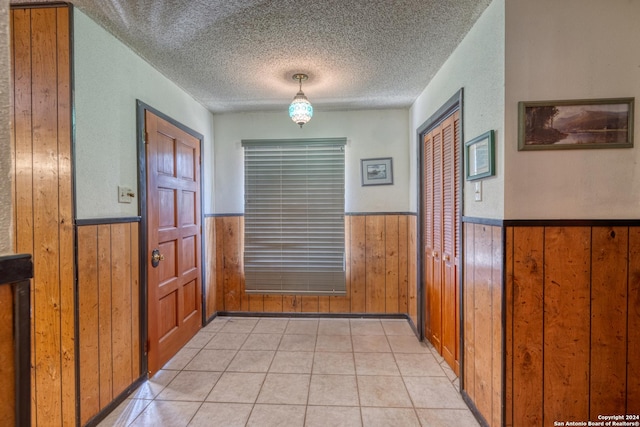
[465,130,495,181]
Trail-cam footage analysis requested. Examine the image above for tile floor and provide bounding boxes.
[98,317,480,427]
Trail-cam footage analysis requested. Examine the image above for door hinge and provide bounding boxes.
[144,131,149,144]
[144,339,150,354]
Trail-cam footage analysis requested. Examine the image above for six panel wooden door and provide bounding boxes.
[423,111,461,375]
[146,110,202,375]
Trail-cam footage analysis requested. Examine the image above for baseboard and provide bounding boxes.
[83,375,147,427]
[461,390,490,427]
[215,311,410,320]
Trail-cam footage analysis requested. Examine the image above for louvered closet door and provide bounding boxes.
[424,127,443,353]
[441,112,460,374]
[423,111,460,375]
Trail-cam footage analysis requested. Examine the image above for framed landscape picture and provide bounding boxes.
[361,157,393,186]
[518,97,634,150]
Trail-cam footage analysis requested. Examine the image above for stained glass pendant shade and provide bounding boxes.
[289,73,313,127]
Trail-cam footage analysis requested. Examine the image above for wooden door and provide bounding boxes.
[145,110,202,375]
[424,126,443,352]
[423,111,460,375]
[441,112,460,373]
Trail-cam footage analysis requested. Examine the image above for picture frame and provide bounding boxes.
[465,130,495,181]
[518,97,634,150]
[361,157,393,186]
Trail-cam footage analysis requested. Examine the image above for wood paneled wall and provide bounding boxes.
[10,6,75,426]
[0,284,15,425]
[0,255,34,427]
[205,216,217,321]
[505,225,640,426]
[205,214,417,323]
[77,222,141,425]
[462,222,503,427]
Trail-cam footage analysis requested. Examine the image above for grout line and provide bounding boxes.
[99,317,481,426]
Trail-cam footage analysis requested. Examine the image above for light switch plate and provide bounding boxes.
[474,181,482,202]
[118,186,135,203]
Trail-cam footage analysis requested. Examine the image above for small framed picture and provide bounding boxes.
[465,130,495,181]
[361,157,393,186]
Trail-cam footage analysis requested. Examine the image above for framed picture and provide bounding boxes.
[361,157,393,186]
[465,130,495,181]
[518,97,634,150]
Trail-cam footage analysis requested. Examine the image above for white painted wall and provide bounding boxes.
[504,0,640,219]
[0,0,12,254]
[409,0,505,219]
[74,10,215,219]
[213,109,410,214]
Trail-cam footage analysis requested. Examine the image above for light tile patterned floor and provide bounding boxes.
[98,317,480,427]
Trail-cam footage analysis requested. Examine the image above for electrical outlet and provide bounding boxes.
[118,186,135,203]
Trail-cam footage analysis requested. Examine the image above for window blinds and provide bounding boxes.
[242,138,347,295]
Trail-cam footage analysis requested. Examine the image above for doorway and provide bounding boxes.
[418,91,462,375]
[138,102,204,375]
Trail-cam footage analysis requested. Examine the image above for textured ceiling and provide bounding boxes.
[13,0,492,113]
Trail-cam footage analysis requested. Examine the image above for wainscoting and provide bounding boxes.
[462,220,640,427]
[462,222,503,427]
[505,224,640,426]
[204,214,418,325]
[0,283,14,424]
[77,221,142,425]
[0,255,32,426]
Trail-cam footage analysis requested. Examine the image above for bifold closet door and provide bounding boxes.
[423,111,460,375]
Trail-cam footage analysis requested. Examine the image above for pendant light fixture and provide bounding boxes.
[289,73,313,128]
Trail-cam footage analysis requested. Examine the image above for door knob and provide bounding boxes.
[151,248,164,268]
[443,254,450,262]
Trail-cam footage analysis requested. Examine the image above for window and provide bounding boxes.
[242,138,346,295]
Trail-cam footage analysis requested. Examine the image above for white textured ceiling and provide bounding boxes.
[13,0,492,113]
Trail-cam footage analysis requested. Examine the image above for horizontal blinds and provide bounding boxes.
[242,138,346,295]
